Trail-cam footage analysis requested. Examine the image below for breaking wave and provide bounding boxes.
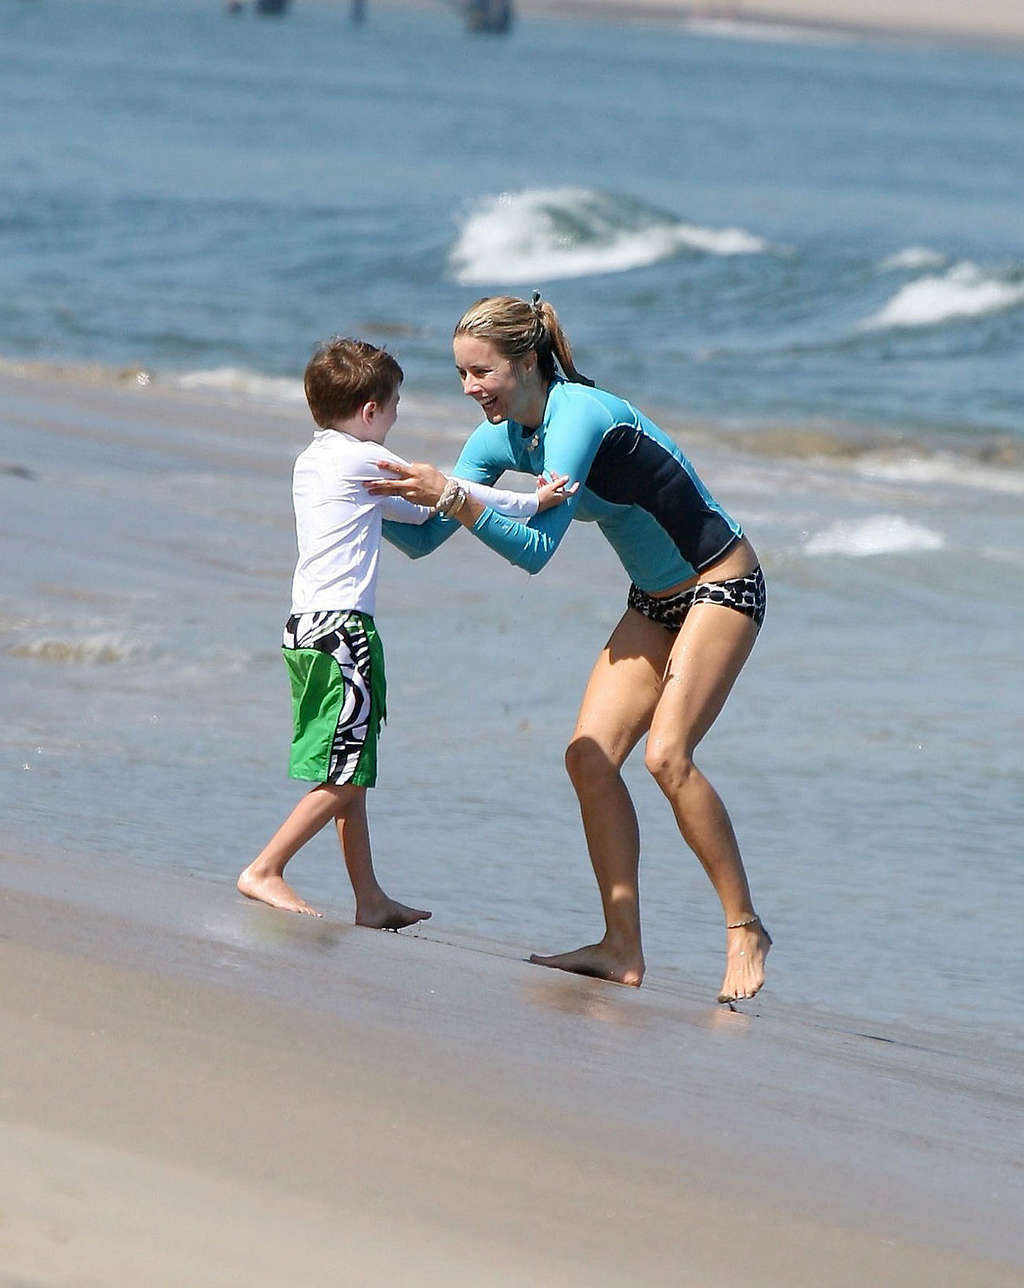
[450,188,773,285]
[861,261,1024,330]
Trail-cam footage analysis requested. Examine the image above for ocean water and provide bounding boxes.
[2,0,1023,1052]
[4,0,1024,446]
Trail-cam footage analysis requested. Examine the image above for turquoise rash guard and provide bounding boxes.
[382,379,742,593]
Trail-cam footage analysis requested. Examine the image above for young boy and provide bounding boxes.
[238,337,572,924]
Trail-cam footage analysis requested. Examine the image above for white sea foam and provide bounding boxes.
[856,453,1024,496]
[174,367,305,406]
[6,634,158,665]
[861,261,1024,330]
[804,515,945,557]
[878,247,947,272]
[450,188,771,285]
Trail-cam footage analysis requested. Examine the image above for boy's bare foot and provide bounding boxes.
[237,866,322,917]
[355,895,431,931]
[529,941,645,987]
[718,920,772,1003]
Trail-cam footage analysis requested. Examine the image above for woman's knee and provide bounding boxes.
[565,734,621,790]
[644,740,696,794]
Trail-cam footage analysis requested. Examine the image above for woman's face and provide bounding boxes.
[453,334,535,424]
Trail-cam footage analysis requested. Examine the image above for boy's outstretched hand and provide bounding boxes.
[536,472,579,512]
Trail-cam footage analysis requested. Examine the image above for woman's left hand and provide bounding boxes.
[366,460,447,507]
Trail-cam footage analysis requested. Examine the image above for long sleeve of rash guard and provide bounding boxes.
[469,390,611,574]
[383,390,611,571]
[380,437,523,556]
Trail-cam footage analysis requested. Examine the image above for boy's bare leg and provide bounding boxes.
[237,785,347,916]
[335,788,431,930]
[239,784,431,927]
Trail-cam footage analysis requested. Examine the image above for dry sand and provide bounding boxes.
[508,0,1024,44]
[1,843,1021,1286]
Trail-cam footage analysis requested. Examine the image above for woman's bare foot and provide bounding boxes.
[529,941,645,987]
[237,865,322,917]
[718,920,772,1003]
[355,895,431,931]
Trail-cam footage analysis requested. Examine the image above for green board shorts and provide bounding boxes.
[281,610,386,787]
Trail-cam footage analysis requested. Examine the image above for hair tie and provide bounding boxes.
[530,290,542,311]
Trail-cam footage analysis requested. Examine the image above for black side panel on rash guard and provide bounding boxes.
[585,424,738,572]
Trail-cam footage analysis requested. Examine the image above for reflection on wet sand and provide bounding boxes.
[523,973,755,1035]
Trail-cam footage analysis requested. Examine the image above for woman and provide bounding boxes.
[371,294,771,1003]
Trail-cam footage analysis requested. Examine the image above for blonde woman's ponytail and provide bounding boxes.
[530,292,594,387]
[454,294,594,387]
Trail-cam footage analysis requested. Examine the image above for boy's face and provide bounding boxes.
[362,387,400,445]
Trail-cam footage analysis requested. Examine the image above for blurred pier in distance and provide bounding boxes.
[226,0,369,17]
[464,0,514,33]
[224,2,513,32]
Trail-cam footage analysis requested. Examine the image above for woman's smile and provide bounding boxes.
[453,333,541,426]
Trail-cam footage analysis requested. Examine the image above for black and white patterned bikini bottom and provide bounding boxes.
[628,566,766,632]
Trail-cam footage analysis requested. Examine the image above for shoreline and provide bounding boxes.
[3,353,1023,476]
[2,849,1022,1284]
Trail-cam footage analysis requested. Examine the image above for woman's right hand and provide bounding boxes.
[366,460,448,508]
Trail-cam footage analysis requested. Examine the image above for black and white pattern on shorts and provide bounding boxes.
[283,610,375,784]
[628,566,766,631]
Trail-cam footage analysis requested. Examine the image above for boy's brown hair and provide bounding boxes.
[304,337,403,428]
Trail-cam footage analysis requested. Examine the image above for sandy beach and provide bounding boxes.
[2,835,1022,1285]
[514,0,1024,44]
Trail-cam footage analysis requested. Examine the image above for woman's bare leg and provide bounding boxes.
[529,610,673,986]
[335,789,431,930]
[645,603,770,1002]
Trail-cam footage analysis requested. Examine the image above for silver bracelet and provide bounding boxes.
[447,484,467,518]
[435,476,457,513]
[435,477,467,518]
[726,914,760,929]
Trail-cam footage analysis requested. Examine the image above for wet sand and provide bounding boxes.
[1,844,1021,1286]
